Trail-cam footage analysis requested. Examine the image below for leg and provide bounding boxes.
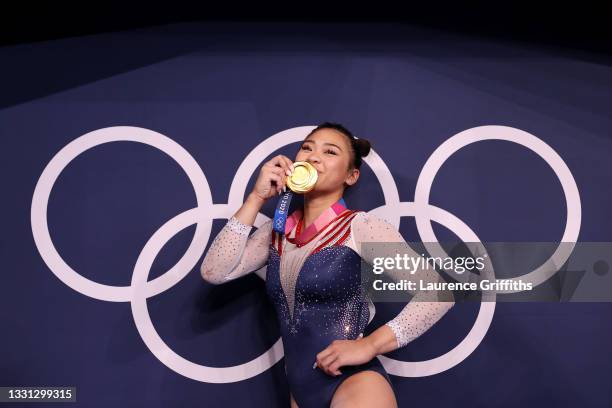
[330,370,397,408]
[290,392,299,408]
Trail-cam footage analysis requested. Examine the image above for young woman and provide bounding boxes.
[200,123,454,408]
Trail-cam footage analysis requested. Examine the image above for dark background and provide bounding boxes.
[1,2,611,53]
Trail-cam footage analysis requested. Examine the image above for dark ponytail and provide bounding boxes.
[351,137,371,170]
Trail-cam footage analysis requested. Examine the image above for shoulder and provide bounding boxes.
[350,210,395,228]
[349,211,401,242]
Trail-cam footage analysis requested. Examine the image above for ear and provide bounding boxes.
[345,168,360,186]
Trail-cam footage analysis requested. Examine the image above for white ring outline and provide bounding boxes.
[130,207,285,383]
[30,126,213,302]
[29,124,581,382]
[414,125,581,293]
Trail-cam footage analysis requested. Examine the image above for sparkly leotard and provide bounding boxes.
[201,198,453,408]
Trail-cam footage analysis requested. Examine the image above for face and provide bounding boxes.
[295,128,360,195]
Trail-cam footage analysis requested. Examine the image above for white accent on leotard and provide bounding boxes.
[200,211,454,349]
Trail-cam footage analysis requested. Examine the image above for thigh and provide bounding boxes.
[330,370,397,408]
[290,392,299,408]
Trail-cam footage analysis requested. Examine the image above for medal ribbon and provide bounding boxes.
[284,197,348,245]
[273,190,294,234]
[273,193,348,241]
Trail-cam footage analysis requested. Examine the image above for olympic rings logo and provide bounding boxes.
[31,125,581,382]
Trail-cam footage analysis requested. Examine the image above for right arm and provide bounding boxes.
[200,155,295,284]
[200,193,270,284]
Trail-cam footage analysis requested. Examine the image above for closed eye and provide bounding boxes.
[300,144,338,155]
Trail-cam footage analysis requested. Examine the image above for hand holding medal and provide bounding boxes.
[250,155,295,201]
[274,161,318,235]
[249,155,318,234]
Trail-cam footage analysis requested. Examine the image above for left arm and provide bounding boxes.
[315,211,454,376]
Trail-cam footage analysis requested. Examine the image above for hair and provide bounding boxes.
[305,122,371,170]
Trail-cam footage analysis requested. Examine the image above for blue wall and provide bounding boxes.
[1,23,611,407]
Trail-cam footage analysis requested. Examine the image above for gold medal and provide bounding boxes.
[286,161,318,193]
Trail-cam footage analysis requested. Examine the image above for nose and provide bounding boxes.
[306,151,321,166]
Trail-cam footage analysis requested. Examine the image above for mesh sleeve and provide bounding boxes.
[351,211,455,349]
[200,216,273,284]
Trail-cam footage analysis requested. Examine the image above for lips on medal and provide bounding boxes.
[286,161,318,193]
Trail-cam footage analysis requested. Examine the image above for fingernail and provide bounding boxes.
[290,164,295,171]
[312,361,317,369]
[283,185,286,193]
[286,169,291,177]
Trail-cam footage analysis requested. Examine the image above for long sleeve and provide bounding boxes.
[350,211,455,349]
[200,216,273,284]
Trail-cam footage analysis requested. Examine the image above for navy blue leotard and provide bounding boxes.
[200,201,454,407]
[265,209,394,408]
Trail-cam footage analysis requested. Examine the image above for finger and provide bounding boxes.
[321,354,339,375]
[272,155,292,174]
[269,174,283,194]
[278,156,296,179]
[272,171,287,192]
[270,167,290,188]
[267,166,286,182]
[316,347,334,363]
[321,352,338,367]
[280,155,295,172]
[329,358,344,376]
[315,352,332,372]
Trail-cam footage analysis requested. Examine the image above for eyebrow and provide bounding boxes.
[302,140,343,151]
